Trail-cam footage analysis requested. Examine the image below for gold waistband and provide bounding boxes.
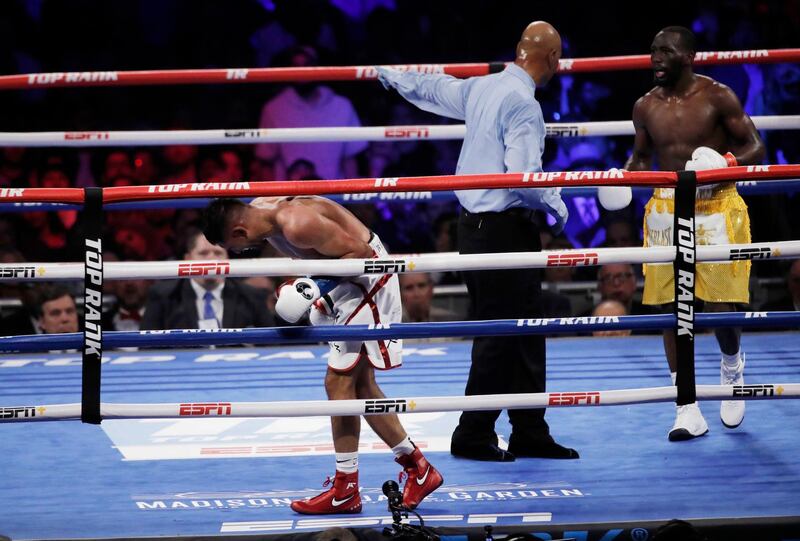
[654,182,738,201]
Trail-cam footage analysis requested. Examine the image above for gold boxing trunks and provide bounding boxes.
[642,182,751,305]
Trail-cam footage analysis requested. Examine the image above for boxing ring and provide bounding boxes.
[2,48,800,541]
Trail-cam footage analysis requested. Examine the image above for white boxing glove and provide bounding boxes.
[597,168,632,211]
[684,146,737,171]
[275,277,321,323]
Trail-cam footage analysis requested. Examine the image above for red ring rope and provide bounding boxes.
[2,165,800,205]
[0,49,797,90]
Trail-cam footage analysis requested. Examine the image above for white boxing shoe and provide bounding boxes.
[668,403,709,441]
[720,354,746,428]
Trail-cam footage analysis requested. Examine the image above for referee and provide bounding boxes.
[377,21,578,461]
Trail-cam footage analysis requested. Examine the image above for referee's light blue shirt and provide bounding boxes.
[382,63,546,213]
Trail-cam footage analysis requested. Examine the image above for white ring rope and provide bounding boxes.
[3,384,798,423]
[0,116,797,147]
[2,241,798,282]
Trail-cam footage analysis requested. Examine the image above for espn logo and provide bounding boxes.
[177,261,231,277]
[548,392,601,406]
[732,384,775,397]
[64,132,110,140]
[0,407,37,419]
[546,252,599,267]
[364,399,408,414]
[0,266,36,278]
[364,259,407,273]
[224,129,261,138]
[179,402,233,416]
[546,125,583,137]
[730,247,771,260]
[384,127,430,138]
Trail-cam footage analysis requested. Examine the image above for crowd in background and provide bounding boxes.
[0,0,798,334]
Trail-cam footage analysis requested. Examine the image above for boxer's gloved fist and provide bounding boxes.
[597,168,633,211]
[275,277,321,323]
[685,146,737,171]
[309,295,335,327]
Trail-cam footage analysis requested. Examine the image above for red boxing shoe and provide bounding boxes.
[395,448,443,509]
[290,471,362,514]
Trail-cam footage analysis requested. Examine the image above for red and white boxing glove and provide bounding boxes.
[275,277,321,323]
[309,295,335,326]
[685,146,737,171]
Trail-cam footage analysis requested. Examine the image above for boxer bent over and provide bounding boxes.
[202,196,442,513]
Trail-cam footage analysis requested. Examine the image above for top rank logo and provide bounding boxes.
[28,71,119,85]
[0,188,25,198]
[695,50,769,61]
[147,182,250,194]
[355,65,445,79]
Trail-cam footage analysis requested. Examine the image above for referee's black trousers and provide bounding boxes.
[451,208,553,448]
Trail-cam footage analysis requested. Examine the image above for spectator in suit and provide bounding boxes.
[35,284,79,334]
[140,230,273,331]
[103,276,150,332]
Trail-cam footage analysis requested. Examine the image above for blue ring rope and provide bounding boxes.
[1,311,797,353]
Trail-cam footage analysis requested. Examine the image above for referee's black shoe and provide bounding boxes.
[508,437,579,459]
[450,442,516,462]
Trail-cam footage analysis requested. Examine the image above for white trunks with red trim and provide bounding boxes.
[323,233,402,372]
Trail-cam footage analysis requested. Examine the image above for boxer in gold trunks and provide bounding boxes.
[625,26,765,440]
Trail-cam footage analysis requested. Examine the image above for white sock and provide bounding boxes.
[721,350,741,368]
[335,452,358,474]
[670,372,677,386]
[391,436,415,458]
